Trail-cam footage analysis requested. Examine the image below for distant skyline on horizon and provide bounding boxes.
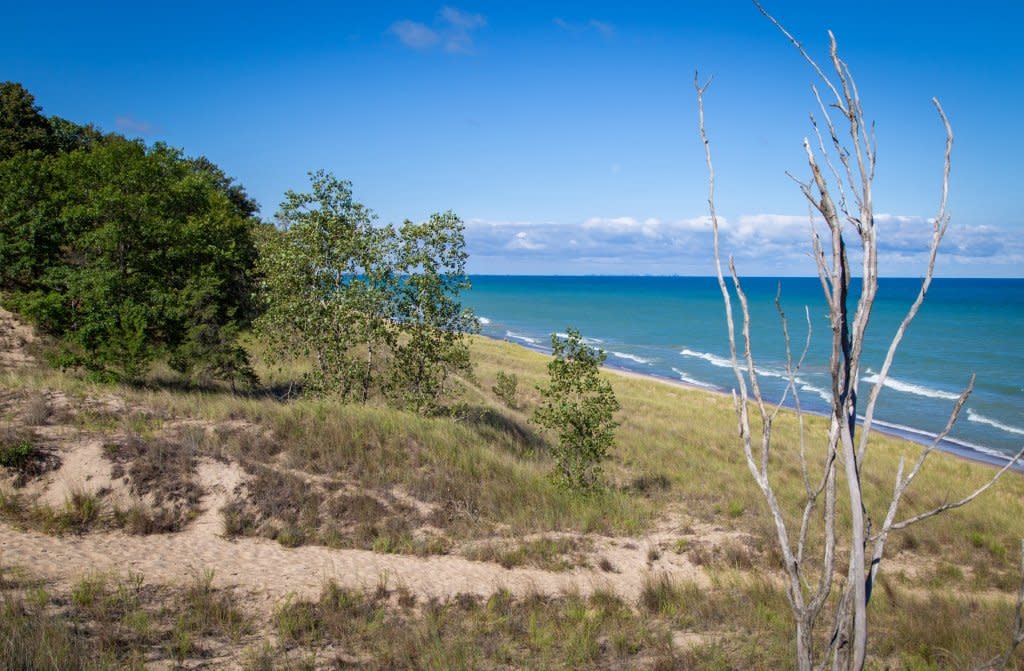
[4,1,1021,277]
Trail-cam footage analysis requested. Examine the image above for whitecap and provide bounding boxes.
[478,316,492,325]
[505,331,539,345]
[861,371,960,401]
[794,377,832,403]
[967,409,1024,436]
[611,351,652,365]
[671,367,715,389]
[554,332,604,346]
[679,347,734,369]
[857,416,1013,462]
[679,347,787,379]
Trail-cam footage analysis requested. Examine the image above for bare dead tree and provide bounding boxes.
[695,4,1024,670]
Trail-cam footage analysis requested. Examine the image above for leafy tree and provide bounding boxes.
[255,172,476,410]
[255,170,399,399]
[0,82,54,159]
[0,126,260,383]
[533,328,620,491]
[392,211,477,412]
[48,116,108,154]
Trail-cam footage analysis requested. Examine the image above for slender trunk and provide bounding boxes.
[363,339,373,404]
[796,617,814,671]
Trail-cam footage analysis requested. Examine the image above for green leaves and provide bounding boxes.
[0,90,261,384]
[255,172,475,411]
[533,328,620,491]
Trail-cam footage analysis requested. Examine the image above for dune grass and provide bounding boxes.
[4,329,1024,667]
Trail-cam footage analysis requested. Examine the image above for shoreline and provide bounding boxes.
[486,334,1023,474]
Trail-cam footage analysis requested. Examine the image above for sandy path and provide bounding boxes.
[0,519,687,605]
[2,457,705,604]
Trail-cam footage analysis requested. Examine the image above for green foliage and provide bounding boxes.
[492,370,519,408]
[254,170,399,400]
[0,439,34,470]
[0,84,261,385]
[533,328,620,491]
[391,211,477,411]
[255,170,475,410]
[0,82,54,159]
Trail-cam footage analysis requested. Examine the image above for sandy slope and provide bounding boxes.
[1,452,711,605]
[0,306,712,607]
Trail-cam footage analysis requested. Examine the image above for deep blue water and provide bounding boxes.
[465,276,1024,465]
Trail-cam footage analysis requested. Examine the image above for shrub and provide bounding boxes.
[533,328,619,491]
[492,371,519,408]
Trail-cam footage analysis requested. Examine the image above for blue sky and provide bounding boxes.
[3,1,1022,276]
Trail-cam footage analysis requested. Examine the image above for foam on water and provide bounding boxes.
[795,377,832,403]
[864,417,1015,462]
[478,316,491,325]
[680,347,787,379]
[680,347,733,369]
[671,367,715,389]
[967,409,1024,436]
[505,331,539,345]
[861,371,960,401]
[553,331,603,345]
[611,351,652,365]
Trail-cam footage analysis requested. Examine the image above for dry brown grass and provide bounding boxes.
[3,324,1024,667]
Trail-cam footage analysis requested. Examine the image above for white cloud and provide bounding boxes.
[439,6,485,30]
[507,231,545,250]
[553,17,616,37]
[389,20,439,49]
[391,6,485,54]
[463,214,1022,276]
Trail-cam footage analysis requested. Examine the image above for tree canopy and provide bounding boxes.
[0,82,261,384]
[255,170,476,410]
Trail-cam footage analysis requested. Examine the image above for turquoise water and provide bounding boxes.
[465,276,1024,465]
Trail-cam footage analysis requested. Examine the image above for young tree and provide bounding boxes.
[695,5,1024,669]
[255,170,398,400]
[533,328,620,491]
[392,211,477,412]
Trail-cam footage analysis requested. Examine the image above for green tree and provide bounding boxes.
[254,170,399,400]
[392,211,477,412]
[0,134,260,383]
[0,82,54,159]
[533,328,620,491]
[255,172,476,410]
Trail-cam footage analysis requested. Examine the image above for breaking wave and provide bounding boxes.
[861,371,960,401]
[671,367,715,389]
[611,351,652,365]
[967,409,1024,436]
[505,331,539,345]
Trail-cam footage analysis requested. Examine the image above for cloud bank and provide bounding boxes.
[463,214,1024,276]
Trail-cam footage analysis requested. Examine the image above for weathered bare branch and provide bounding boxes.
[856,100,954,466]
[698,7,1017,670]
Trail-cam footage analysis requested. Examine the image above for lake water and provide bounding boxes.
[466,276,1024,466]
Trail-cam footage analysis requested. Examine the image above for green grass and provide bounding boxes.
[270,580,671,670]
[463,535,593,570]
[1,567,251,670]
[4,325,1024,667]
